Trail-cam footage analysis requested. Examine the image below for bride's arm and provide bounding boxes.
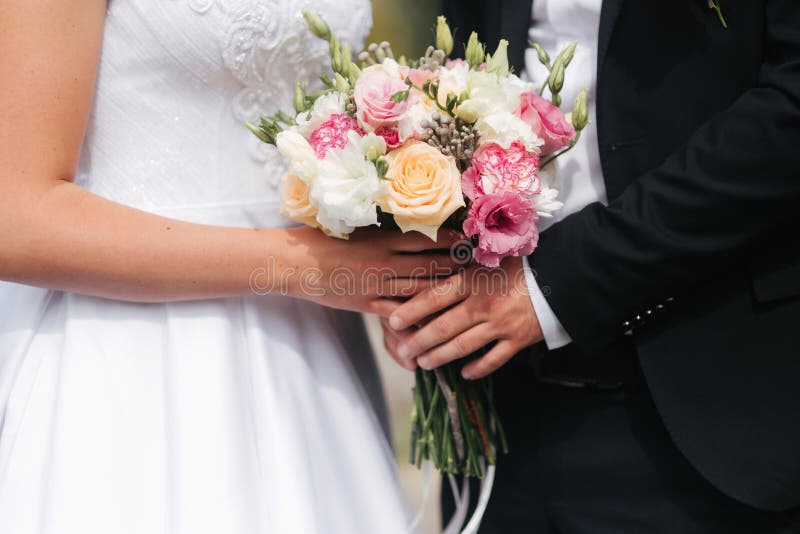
[0,0,453,307]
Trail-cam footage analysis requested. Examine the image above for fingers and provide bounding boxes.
[378,277,431,299]
[388,272,467,331]
[390,253,457,278]
[379,317,417,371]
[460,340,519,380]
[368,298,403,318]
[397,302,482,361]
[389,228,465,253]
[417,323,497,370]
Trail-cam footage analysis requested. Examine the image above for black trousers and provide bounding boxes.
[443,358,800,533]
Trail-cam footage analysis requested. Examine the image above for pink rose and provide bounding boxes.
[401,67,438,88]
[518,93,576,155]
[354,65,413,132]
[309,114,362,159]
[463,190,539,268]
[462,141,540,200]
[375,126,402,150]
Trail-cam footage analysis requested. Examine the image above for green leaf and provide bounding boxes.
[391,90,410,103]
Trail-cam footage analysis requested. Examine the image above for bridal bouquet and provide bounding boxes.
[249,13,588,480]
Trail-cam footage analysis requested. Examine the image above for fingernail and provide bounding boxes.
[389,315,404,331]
[461,369,474,380]
[418,357,431,369]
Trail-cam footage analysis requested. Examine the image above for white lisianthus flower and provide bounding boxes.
[310,131,384,235]
[504,73,536,95]
[276,130,319,181]
[532,186,564,218]
[458,72,534,123]
[467,70,501,92]
[475,111,544,152]
[295,92,347,138]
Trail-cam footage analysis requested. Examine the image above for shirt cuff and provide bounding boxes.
[521,256,573,350]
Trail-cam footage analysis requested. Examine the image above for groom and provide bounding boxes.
[383,0,800,531]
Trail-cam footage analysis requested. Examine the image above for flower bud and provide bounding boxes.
[456,100,481,124]
[530,42,550,68]
[301,10,331,41]
[436,16,454,56]
[548,59,565,95]
[572,88,589,131]
[334,72,350,93]
[375,156,390,180]
[330,36,342,73]
[293,83,306,113]
[465,32,485,68]
[348,62,361,84]
[487,39,510,77]
[557,41,577,68]
[340,43,353,75]
[359,133,387,161]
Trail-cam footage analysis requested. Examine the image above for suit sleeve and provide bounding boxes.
[529,0,800,354]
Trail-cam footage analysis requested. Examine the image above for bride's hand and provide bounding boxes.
[255,226,463,314]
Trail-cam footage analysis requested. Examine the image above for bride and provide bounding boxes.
[0,1,453,532]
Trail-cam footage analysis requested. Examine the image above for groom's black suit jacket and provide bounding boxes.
[445,0,800,512]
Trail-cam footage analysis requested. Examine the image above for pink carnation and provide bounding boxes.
[462,142,540,201]
[518,93,576,155]
[463,190,539,268]
[375,127,402,150]
[309,113,361,159]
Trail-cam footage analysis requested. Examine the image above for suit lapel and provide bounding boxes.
[598,0,625,71]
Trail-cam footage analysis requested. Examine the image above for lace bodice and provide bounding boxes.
[76,0,371,227]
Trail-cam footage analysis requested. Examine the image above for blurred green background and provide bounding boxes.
[368,0,444,59]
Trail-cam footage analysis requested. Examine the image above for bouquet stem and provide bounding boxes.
[411,362,508,478]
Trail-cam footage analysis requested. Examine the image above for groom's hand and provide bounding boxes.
[382,257,544,379]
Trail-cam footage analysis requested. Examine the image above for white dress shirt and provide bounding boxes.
[521,0,607,350]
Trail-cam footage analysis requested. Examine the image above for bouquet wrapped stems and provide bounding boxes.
[410,363,508,478]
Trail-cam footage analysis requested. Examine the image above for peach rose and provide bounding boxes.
[279,173,318,228]
[379,141,465,240]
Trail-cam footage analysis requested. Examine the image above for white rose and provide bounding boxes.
[276,130,319,181]
[310,132,384,235]
[295,92,347,138]
[475,111,544,152]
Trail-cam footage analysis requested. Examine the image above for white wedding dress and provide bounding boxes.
[0,1,411,533]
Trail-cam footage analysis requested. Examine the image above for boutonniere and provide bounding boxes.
[707,1,728,28]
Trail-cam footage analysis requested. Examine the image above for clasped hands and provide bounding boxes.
[374,238,545,380]
[287,226,544,378]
